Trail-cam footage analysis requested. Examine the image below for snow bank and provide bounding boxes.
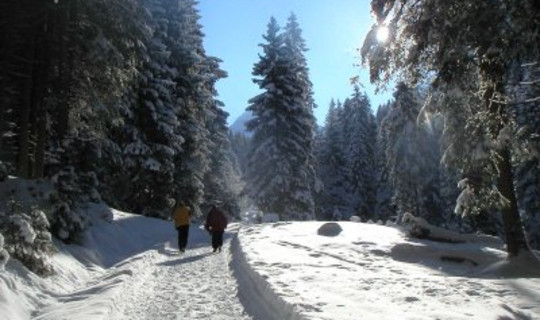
[0,204,175,320]
[231,231,305,320]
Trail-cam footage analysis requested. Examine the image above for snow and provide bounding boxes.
[12,217,36,244]
[239,222,540,320]
[1,206,540,320]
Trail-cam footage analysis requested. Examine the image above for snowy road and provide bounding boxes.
[111,234,253,320]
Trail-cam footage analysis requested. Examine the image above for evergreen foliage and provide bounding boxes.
[380,84,450,225]
[0,200,54,275]
[0,232,9,269]
[341,88,378,219]
[316,92,378,221]
[229,132,250,175]
[245,15,318,220]
[0,0,238,270]
[317,100,349,219]
[373,102,394,221]
[361,0,539,256]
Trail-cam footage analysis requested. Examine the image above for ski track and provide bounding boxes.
[113,238,253,320]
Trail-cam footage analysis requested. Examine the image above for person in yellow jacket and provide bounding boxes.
[172,201,191,253]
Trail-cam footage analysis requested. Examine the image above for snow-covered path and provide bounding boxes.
[112,233,253,320]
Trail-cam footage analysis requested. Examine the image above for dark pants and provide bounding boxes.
[176,225,189,250]
[211,230,224,250]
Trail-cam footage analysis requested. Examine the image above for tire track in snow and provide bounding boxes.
[112,238,252,320]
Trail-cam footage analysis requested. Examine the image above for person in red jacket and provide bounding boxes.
[204,204,228,253]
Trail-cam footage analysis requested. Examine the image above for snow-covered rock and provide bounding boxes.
[317,222,343,236]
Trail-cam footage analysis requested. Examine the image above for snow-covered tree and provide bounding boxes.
[380,84,448,225]
[110,0,183,218]
[0,200,54,275]
[245,16,318,220]
[201,55,242,218]
[341,88,378,220]
[317,100,349,219]
[0,232,9,269]
[167,0,216,216]
[373,102,394,221]
[203,106,242,218]
[362,0,537,257]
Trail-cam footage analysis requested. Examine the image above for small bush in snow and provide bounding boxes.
[0,200,55,276]
[0,233,9,269]
[350,216,361,222]
[48,167,90,243]
[385,220,397,227]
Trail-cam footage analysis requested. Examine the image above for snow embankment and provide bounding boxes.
[231,235,305,320]
[0,205,175,320]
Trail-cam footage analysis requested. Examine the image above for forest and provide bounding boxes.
[0,0,539,277]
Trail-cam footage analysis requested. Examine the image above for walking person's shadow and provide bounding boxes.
[157,252,213,266]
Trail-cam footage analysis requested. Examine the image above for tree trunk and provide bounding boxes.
[31,4,53,179]
[483,71,530,257]
[32,113,47,178]
[17,35,37,178]
[55,1,72,140]
[496,146,529,257]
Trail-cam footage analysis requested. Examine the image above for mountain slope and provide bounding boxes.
[229,111,253,135]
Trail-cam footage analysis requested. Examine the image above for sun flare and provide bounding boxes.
[376,26,389,43]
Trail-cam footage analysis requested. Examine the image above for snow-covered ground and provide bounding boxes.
[1,207,540,320]
[238,222,540,320]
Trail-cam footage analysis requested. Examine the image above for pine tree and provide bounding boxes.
[245,16,318,220]
[317,100,350,219]
[168,0,214,216]
[341,88,378,220]
[373,102,394,222]
[381,83,445,225]
[202,54,242,218]
[203,105,242,218]
[114,0,183,218]
[0,200,54,275]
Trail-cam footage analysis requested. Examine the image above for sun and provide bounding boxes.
[376,26,389,43]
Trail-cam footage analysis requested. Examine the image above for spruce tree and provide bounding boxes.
[381,83,445,225]
[120,0,182,217]
[168,0,214,216]
[341,88,378,220]
[317,100,349,219]
[246,16,318,220]
[373,102,394,222]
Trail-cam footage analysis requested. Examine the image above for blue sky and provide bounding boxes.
[198,0,393,125]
